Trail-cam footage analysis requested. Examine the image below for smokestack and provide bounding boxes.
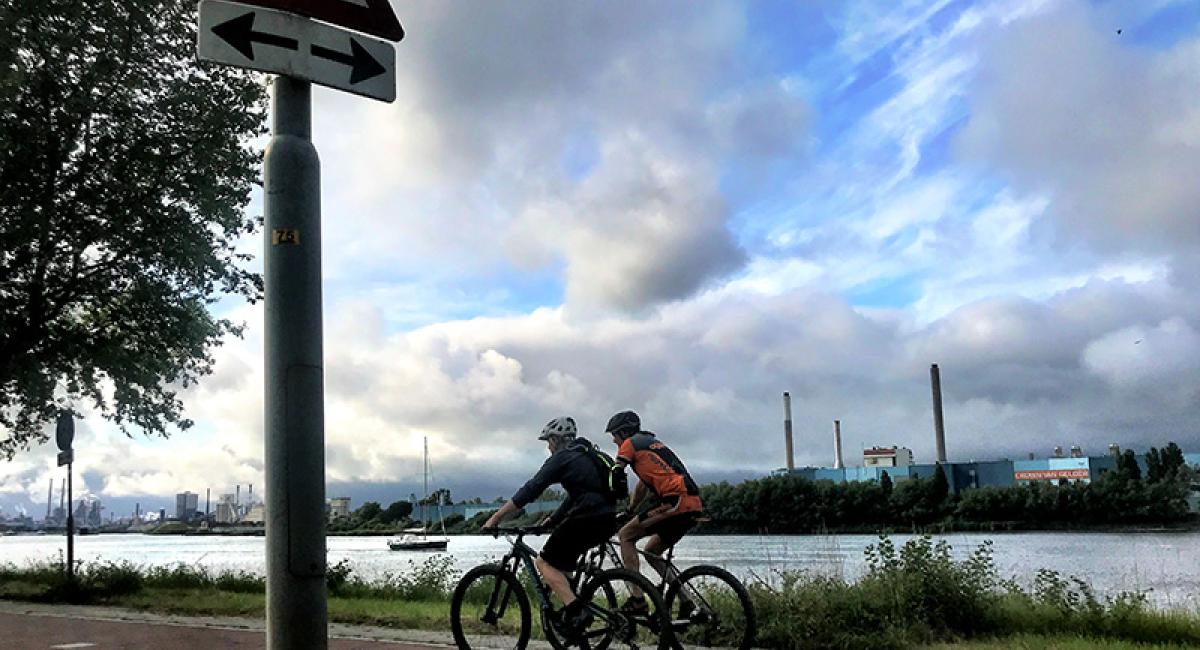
[783,392,795,471]
[833,420,844,469]
[236,484,240,507]
[248,483,253,504]
[930,364,947,463]
[47,479,54,521]
[59,481,65,517]
[206,488,211,517]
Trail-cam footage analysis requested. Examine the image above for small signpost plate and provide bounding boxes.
[57,450,74,467]
[231,0,405,42]
[55,412,75,452]
[198,0,396,103]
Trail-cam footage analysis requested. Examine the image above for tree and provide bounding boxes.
[879,470,893,499]
[930,464,950,504]
[379,500,413,524]
[1161,442,1186,479]
[353,501,382,524]
[420,488,451,506]
[1118,450,1142,481]
[0,0,266,457]
[1145,447,1163,483]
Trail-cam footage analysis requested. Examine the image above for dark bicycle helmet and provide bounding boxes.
[605,410,641,438]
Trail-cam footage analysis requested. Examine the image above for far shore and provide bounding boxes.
[6,521,1200,538]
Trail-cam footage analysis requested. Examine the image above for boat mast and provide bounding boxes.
[423,437,428,530]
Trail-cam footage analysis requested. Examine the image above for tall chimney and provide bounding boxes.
[833,420,844,469]
[46,479,54,521]
[206,488,211,518]
[783,392,795,471]
[236,484,241,507]
[248,483,253,504]
[59,481,65,517]
[930,363,947,463]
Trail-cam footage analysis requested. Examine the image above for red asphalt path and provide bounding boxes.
[0,610,446,649]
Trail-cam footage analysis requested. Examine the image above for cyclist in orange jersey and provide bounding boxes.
[605,410,703,615]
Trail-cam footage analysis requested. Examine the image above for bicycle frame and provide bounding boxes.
[489,530,557,618]
[577,536,679,593]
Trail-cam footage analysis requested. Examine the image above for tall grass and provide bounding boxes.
[3,539,1199,649]
[750,535,1200,649]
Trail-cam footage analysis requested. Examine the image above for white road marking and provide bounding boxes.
[50,644,97,649]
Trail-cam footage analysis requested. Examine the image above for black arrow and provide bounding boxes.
[311,39,386,84]
[212,12,298,61]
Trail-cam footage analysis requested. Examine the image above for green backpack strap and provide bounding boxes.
[589,448,629,501]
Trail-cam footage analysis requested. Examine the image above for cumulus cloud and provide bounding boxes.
[957,0,1200,254]
[303,1,815,313]
[5,276,1198,511]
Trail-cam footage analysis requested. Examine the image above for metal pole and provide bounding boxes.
[66,463,74,582]
[423,437,428,525]
[264,75,327,650]
[930,363,947,463]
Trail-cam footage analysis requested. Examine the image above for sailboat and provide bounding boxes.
[388,437,449,551]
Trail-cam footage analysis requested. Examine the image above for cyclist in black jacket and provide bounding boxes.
[483,416,617,637]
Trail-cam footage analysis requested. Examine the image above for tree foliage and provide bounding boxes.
[379,500,413,524]
[0,0,266,457]
[700,443,1196,533]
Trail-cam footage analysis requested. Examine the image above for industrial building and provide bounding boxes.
[175,491,198,521]
[776,369,1199,494]
[778,450,1200,493]
[327,497,351,520]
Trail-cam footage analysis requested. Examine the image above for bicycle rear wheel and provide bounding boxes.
[451,563,532,650]
[664,565,755,649]
[575,567,671,650]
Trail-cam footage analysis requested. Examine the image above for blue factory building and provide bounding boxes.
[777,450,1200,495]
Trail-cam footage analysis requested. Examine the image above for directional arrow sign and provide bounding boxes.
[233,0,404,42]
[198,0,395,103]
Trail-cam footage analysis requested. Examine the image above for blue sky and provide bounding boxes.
[4,0,1200,518]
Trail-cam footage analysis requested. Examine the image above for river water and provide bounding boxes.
[2,532,1197,611]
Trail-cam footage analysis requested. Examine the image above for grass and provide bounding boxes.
[3,538,1200,649]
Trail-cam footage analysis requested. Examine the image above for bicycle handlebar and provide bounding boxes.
[481,525,551,538]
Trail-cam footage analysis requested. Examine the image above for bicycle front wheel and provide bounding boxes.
[576,567,670,650]
[451,563,532,650]
[664,565,755,649]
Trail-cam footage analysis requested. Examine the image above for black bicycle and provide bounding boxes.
[450,525,672,650]
[569,516,756,650]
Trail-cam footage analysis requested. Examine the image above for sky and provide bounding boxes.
[3,0,1200,519]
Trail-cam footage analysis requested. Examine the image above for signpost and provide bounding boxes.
[197,0,402,647]
[199,0,396,102]
[55,412,75,583]
[221,0,404,41]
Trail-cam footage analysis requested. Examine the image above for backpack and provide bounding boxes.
[588,447,629,502]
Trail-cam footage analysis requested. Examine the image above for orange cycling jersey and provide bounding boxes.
[617,432,702,514]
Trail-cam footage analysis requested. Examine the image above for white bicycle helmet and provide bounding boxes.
[538,416,577,441]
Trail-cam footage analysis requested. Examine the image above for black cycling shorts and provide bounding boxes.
[540,513,616,572]
[638,511,701,549]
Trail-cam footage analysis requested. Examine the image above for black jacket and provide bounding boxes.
[512,437,615,524]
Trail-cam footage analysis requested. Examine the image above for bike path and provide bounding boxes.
[0,600,548,649]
